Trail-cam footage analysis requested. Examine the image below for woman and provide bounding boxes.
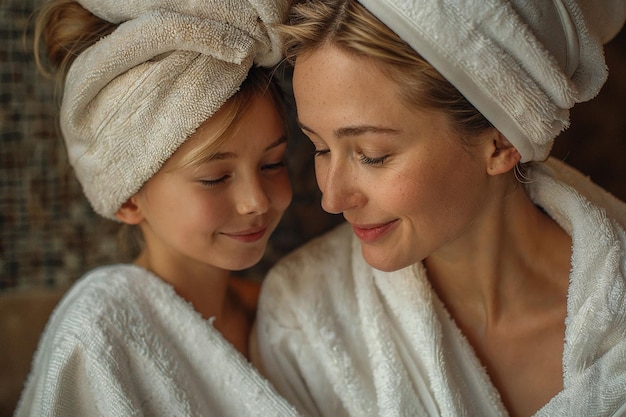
[16,0,300,415]
[254,0,626,416]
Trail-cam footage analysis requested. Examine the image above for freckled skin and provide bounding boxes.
[293,44,493,272]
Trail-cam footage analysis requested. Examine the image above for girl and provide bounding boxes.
[255,0,626,416]
[16,0,299,415]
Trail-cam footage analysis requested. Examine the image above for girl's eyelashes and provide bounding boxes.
[261,159,287,171]
[199,159,286,187]
[200,175,230,187]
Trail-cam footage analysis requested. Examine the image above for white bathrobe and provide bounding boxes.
[15,264,300,417]
[256,158,626,417]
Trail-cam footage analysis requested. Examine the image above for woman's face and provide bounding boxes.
[134,92,292,273]
[293,44,495,272]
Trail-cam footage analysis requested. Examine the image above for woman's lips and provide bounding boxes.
[223,226,268,243]
[351,220,399,243]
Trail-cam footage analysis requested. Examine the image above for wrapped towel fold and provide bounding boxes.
[358,0,626,162]
[61,0,289,219]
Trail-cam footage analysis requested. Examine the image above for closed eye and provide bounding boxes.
[359,153,388,165]
[200,175,230,187]
[262,160,287,171]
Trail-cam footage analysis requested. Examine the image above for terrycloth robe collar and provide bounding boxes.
[257,158,626,417]
[527,159,626,416]
[359,158,626,416]
[16,265,301,416]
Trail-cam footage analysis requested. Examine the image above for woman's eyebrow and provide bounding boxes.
[334,125,401,138]
[297,120,400,138]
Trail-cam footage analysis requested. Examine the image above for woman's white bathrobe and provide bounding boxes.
[15,264,299,417]
[256,158,626,417]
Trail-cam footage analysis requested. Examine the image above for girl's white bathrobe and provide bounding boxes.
[15,265,299,417]
[256,158,626,417]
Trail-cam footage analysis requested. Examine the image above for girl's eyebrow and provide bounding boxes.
[265,135,288,150]
[298,120,400,138]
[206,135,288,162]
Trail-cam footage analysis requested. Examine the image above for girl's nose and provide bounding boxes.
[236,175,270,215]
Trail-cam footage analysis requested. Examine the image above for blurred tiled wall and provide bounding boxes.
[0,1,624,290]
[1,0,124,290]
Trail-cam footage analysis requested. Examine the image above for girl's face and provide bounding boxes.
[134,92,292,273]
[293,45,495,272]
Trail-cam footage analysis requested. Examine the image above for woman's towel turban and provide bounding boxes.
[61,0,289,219]
[359,0,626,162]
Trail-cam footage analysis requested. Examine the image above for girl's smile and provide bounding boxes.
[221,226,269,243]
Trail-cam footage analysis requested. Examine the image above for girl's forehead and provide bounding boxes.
[166,92,284,170]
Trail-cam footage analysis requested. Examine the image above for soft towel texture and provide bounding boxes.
[62,0,289,219]
[256,158,626,416]
[357,0,626,162]
[14,264,301,417]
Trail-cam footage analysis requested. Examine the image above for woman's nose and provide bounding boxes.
[318,158,363,215]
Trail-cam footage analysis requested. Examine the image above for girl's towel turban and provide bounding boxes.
[61,0,289,219]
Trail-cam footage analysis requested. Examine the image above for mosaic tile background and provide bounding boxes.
[1,0,624,291]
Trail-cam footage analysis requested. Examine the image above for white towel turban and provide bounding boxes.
[358,0,626,162]
[61,0,289,219]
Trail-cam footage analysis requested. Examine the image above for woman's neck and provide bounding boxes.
[424,183,571,329]
[424,182,572,417]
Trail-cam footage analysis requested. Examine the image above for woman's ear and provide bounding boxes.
[486,132,521,176]
[114,196,144,225]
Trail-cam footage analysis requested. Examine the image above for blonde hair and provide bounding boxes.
[281,0,493,139]
[33,0,117,93]
[165,67,286,173]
